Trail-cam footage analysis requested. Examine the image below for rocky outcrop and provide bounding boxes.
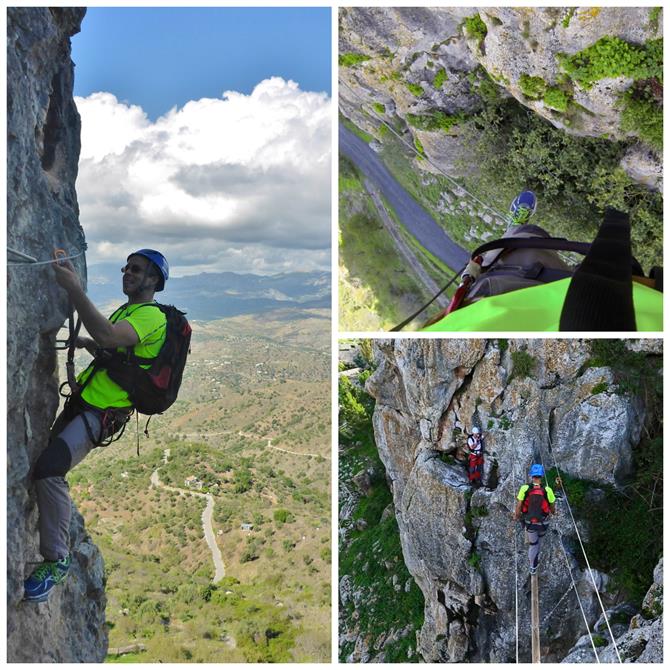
[365,339,661,662]
[7,7,107,662]
[562,557,663,663]
[339,7,662,190]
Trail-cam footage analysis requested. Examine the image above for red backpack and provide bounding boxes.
[521,485,550,524]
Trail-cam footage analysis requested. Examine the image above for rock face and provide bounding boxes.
[365,339,661,662]
[7,7,107,662]
[339,6,662,190]
[562,557,664,663]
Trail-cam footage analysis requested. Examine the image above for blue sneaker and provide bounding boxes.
[24,555,71,602]
[509,190,537,225]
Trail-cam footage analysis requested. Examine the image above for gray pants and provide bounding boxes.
[34,410,103,560]
[526,525,547,569]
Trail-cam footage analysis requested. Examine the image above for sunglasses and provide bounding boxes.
[121,263,146,274]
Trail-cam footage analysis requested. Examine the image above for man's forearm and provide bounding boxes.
[66,285,115,346]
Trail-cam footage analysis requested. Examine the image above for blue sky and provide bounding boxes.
[72,6,332,277]
[72,7,331,120]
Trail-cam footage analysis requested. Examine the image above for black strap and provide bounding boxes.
[559,208,637,331]
[471,236,592,260]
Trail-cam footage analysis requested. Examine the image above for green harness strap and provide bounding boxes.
[422,279,662,332]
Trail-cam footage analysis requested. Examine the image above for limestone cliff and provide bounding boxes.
[348,339,662,662]
[339,6,662,190]
[7,7,107,662]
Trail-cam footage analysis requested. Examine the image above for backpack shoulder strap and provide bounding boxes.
[559,208,637,331]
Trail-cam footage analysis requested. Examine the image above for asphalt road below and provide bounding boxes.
[339,123,469,271]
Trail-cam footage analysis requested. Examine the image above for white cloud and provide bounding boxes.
[75,78,331,275]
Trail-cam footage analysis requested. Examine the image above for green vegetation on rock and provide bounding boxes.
[559,36,663,89]
[562,8,576,29]
[406,110,463,133]
[372,102,385,115]
[340,53,371,68]
[339,365,425,662]
[406,81,424,97]
[510,350,536,380]
[543,86,570,112]
[519,73,546,99]
[464,14,487,42]
[620,84,663,151]
[433,68,447,89]
[648,7,662,33]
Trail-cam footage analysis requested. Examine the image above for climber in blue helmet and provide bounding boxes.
[24,249,169,603]
[513,463,556,575]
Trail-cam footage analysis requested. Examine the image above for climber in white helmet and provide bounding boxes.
[466,426,485,488]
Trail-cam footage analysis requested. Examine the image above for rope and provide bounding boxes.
[390,263,465,331]
[535,436,601,662]
[7,247,85,267]
[339,79,509,222]
[543,426,623,663]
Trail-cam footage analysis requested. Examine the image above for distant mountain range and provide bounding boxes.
[86,263,331,321]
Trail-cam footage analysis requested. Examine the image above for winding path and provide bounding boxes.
[150,449,225,582]
[237,431,330,460]
[340,123,469,271]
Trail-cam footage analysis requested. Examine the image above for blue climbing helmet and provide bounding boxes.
[129,249,169,291]
[529,463,545,478]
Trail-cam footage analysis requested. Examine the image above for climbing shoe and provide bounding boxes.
[23,555,71,603]
[509,190,537,225]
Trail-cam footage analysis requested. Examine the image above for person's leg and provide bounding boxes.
[33,410,102,560]
[527,528,540,571]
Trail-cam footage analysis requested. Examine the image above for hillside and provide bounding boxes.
[66,308,331,662]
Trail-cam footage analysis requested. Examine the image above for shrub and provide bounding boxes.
[372,102,385,115]
[620,85,662,151]
[406,111,463,133]
[464,14,487,41]
[510,350,536,379]
[559,36,663,89]
[273,509,294,524]
[519,73,546,99]
[543,86,569,112]
[339,53,371,68]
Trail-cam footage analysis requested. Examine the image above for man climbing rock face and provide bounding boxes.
[466,427,484,488]
[23,249,169,603]
[514,464,556,575]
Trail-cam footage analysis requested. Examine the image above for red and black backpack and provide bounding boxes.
[521,485,550,524]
